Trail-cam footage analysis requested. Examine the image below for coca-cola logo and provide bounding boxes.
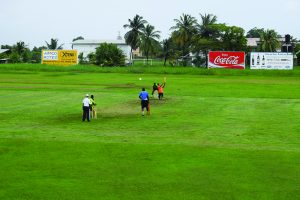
[214,56,239,65]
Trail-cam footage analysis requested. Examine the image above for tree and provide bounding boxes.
[140,24,160,65]
[87,52,96,64]
[197,13,218,38]
[221,26,247,51]
[294,43,300,65]
[246,27,264,38]
[170,14,197,65]
[14,41,27,55]
[1,45,12,50]
[258,30,280,52]
[78,52,85,64]
[11,41,31,63]
[123,15,147,62]
[45,38,64,50]
[31,46,47,63]
[193,13,220,67]
[95,43,125,66]
[72,36,84,42]
[161,38,172,66]
[72,36,84,49]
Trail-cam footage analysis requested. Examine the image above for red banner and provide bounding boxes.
[208,51,245,69]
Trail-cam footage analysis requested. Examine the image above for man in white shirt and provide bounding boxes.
[82,94,91,122]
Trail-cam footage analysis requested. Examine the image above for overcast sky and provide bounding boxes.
[1,0,299,49]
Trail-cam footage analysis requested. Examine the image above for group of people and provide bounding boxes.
[151,82,166,100]
[139,81,166,116]
[82,94,97,122]
[82,80,166,119]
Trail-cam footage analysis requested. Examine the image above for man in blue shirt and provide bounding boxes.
[139,88,150,116]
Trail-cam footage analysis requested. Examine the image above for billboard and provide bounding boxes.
[42,50,78,66]
[208,51,245,69]
[250,52,293,70]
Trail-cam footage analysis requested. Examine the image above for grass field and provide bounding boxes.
[1,65,300,199]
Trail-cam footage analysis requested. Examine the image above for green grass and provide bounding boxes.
[1,65,300,199]
[1,63,300,77]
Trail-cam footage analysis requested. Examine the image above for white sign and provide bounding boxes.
[43,51,58,60]
[250,52,293,70]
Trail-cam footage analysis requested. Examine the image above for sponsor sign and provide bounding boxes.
[208,51,245,69]
[250,52,293,70]
[42,50,78,66]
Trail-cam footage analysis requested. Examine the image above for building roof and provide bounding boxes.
[247,37,286,47]
[72,39,127,45]
[0,49,9,54]
[247,38,260,47]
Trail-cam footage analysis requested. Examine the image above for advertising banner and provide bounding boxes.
[208,51,245,69]
[250,52,293,70]
[42,50,78,66]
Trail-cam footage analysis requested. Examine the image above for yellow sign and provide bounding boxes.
[42,50,78,66]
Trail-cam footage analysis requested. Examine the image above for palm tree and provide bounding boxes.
[170,14,197,65]
[259,30,280,52]
[140,24,160,65]
[45,38,64,50]
[197,14,218,38]
[72,36,84,49]
[123,14,147,62]
[161,38,172,66]
[196,13,219,67]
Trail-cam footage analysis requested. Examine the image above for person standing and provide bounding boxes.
[82,94,90,122]
[89,94,97,119]
[157,82,166,100]
[139,88,150,116]
[151,83,158,97]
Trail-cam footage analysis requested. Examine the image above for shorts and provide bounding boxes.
[141,100,149,110]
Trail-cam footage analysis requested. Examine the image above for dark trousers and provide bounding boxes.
[82,106,90,121]
[158,93,163,100]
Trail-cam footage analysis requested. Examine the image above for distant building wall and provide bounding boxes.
[72,39,131,62]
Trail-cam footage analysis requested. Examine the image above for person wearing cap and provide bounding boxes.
[139,88,150,116]
[82,94,90,122]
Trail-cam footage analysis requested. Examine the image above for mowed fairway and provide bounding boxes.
[1,69,300,199]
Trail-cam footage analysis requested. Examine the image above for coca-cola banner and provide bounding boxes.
[250,52,293,70]
[208,51,245,69]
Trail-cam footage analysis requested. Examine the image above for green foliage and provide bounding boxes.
[258,30,280,52]
[45,38,64,50]
[139,24,160,65]
[31,46,46,63]
[295,43,300,65]
[72,36,84,42]
[87,52,96,64]
[78,52,85,64]
[246,27,265,38]
[95,43,125,66]
[124,14,147,60]
[170,14,197,63]
[221,26,247,51]
[9,51,21,63]
[1,63,300,77]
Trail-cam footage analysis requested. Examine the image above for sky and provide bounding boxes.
[1,0,299,49]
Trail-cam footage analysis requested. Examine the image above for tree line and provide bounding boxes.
[123,14,300,66]
[1,13,299,66]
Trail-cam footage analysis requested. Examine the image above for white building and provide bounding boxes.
[72,39,131,61]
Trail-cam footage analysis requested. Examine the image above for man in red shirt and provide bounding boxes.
[157,82,166,100]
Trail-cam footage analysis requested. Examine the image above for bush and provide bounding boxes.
[95,43,125,66]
